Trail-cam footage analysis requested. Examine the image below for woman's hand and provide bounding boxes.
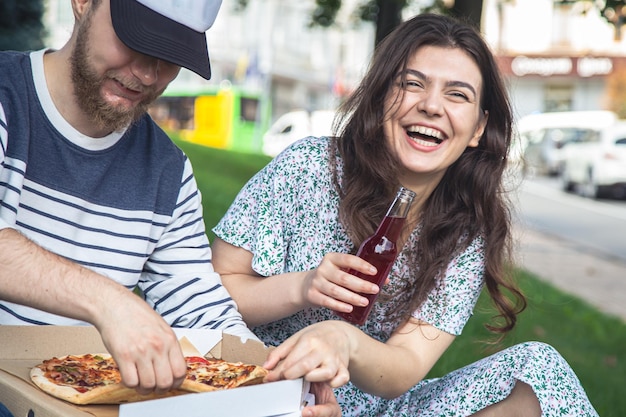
[213,238,389,326]
[302,253,382,313]
[301,382,342,417]
[263,321,355,387]
[263,322,355,417]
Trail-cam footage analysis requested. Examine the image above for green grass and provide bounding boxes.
[174,137,625,417]
[174,137,273,241]
[430,273,625,416]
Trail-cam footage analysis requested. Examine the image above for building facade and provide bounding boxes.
[43,0,374,124]
[483,0,626,120]
[43,0,626,124]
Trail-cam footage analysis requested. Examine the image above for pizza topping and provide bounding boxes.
[33,354,268,398]
[38,354,121,392]
[186,357,261,389]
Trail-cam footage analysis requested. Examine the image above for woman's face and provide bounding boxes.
[383,45,488,187]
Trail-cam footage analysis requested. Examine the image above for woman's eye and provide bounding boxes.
[449,91,470,101]
[402,80,422,91]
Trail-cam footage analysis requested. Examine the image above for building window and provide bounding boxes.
[544,84,573,112]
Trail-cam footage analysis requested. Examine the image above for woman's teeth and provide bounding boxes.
[411,137,440,147]
[407,126,443,145]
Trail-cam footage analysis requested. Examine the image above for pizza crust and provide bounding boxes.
[29,363,186,405]
[180,365,268,393]
[30,353,269,405]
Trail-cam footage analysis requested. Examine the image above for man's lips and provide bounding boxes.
[110,79,148,100]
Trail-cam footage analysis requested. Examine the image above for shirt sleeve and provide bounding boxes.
[411,234,486,336]
[0,101,15,231]
[138,158,258,342]
[213,140,315,277]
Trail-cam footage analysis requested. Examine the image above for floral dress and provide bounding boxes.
[213,136,598,416]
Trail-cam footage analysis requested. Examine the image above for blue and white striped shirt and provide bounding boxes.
[0,50,255,340]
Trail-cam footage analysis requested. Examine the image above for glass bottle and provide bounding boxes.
[336,186,416,325]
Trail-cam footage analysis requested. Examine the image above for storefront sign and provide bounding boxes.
[577,57,613,77]
[498,55,616,77]
[511,56,571,76]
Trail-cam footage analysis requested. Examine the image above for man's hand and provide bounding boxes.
[94,289,187,394]
[0,228,187,395]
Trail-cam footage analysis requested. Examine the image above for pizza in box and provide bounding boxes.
[29,338,268,405]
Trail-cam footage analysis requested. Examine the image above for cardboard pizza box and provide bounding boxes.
[0,326,311,417]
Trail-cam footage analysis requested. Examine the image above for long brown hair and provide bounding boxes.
[331,13,525,335]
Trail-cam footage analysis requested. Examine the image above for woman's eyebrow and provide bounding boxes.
[404,68,477,97]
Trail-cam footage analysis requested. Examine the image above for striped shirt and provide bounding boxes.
[0,50,255,340]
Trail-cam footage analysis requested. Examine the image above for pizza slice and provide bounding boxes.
[30,353,269,405]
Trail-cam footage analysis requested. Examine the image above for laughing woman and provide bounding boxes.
[211,13,598,417]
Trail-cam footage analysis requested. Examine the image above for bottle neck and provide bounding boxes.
[374,187,416,241]
[385,187,415,219]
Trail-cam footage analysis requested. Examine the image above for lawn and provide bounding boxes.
[175,137,625,417]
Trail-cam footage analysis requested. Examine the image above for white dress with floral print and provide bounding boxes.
[213,136,598,417]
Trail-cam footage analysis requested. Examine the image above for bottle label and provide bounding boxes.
[374,236,393,254]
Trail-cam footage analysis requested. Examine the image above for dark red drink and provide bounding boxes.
[335,187,415,325]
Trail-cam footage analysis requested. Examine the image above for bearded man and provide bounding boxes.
[0,2,338,416]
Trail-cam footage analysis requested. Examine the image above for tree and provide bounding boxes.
[311,0,484,46]
[354,0,408,47]
[596,0,626,40]
[0,0,46,51]
[448,0,485,28]
[235,0,484,47]
[553,0,626,40]
[604,60,626,118]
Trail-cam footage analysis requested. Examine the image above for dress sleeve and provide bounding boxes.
[138,158,258,342]
[213,138,321,277]
[411,234,486,336]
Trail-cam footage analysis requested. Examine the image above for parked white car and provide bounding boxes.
[561,121,626,199]
[261,110,336,157]
[516,111,618,177]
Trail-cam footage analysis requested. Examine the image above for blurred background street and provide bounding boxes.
[512,173,626,322]
[33,0,626,321]
[3,1,625,413]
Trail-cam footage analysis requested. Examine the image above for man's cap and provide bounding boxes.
[110,0,222,80]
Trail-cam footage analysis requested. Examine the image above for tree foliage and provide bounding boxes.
[0,0,46,51]
[554,0,626,38]
[310,0,484,46]
[234,0,483,47]
[236,1,623,47]
[596,0,626,39]
[604,61,626,118]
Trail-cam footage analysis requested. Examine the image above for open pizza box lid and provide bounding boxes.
[0,326,312,417]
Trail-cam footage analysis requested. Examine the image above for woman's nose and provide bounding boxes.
[416,91,444,116]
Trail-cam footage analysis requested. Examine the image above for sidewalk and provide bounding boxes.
[513,225,626,323]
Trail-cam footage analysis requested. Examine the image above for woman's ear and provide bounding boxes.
[469,110,489,148]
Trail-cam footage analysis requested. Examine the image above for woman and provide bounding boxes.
[212,13,598,417]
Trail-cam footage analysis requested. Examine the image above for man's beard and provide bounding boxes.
[70,18,161,133]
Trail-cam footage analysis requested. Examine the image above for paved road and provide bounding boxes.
[513,224,626,323]
[518,177,626,263]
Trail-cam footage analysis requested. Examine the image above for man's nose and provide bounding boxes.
[131,54,160,85]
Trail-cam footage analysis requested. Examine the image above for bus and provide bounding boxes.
[149,83,271,154]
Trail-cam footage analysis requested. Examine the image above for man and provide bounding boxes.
[0,1,339,415]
